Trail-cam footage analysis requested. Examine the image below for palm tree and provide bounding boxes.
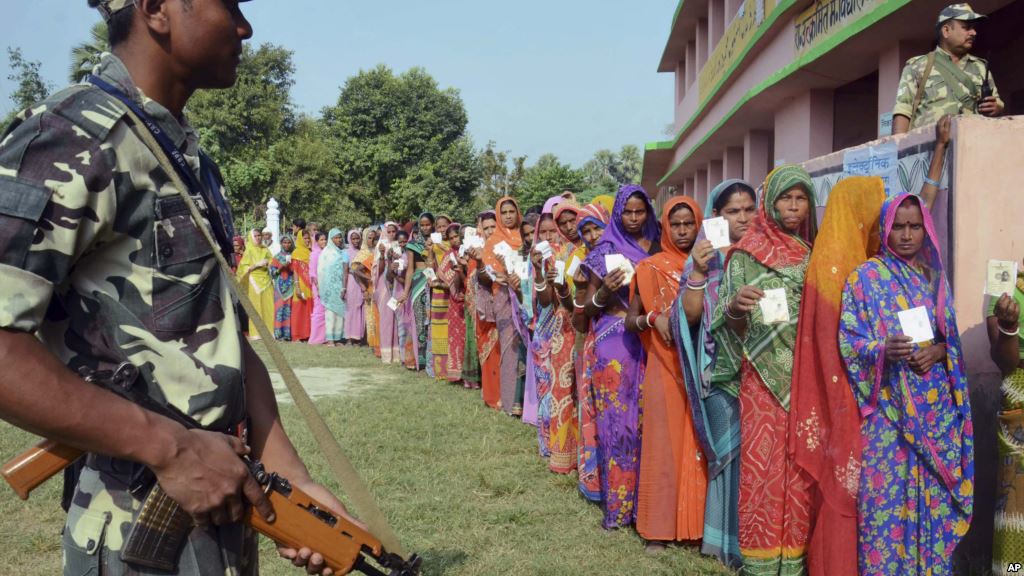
[68,22,109,83]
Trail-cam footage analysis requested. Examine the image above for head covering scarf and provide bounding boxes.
[788,177,885,565]
[542,196,563,215]
[231,235,246,268]
[553,200,580,246]
[575,202,611,249]
[582,184,661,278]
[731,165,818,273]
[643,196,702,289]
[483,196,523,274]
[346,229,361,262]
[593,194,615,215]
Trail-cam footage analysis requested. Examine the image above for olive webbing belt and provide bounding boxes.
[119,106,405,558]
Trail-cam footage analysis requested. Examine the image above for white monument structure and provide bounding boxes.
[266,197,282,256]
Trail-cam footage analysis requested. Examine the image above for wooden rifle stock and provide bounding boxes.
[1,439,83,499]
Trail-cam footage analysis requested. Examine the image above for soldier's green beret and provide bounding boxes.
[94,0,251,21]
[937,3,987,25]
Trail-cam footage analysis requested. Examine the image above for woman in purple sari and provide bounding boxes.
[839,194,973,575]
[580,184,661,529]
[344,229,366,345]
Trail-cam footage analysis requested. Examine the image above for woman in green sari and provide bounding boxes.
[991,258,1024,574]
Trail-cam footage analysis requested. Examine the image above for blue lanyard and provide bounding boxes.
[86,75,236,258]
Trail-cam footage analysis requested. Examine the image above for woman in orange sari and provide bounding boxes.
[290,229,314,342]
[627,195,708,549]
[483,196,525,415]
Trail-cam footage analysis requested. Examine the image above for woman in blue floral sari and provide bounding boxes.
[839,193,973,575]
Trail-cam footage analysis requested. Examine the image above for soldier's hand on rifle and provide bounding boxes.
[150,429,274,527]
[978,96,1003,116]
[277,481,365,576]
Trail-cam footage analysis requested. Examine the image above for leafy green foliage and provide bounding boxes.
[517,153,585,210]
[68,22,108,83]
[3,47,51,126]
[321,65,473,223]
[580,145,642,198]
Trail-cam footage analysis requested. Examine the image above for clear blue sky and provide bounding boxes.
[2,1,676,166]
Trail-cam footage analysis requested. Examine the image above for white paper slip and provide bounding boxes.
[449,253,459,265]
[703,217,731,249]
[423,267,437,281]
[485,265,497,281]
[554,261,567,285]
[758,288,790,325]
[567,256,582,278]
[458,245,468,257]
[391,245,403,257]
[464,227,477,237]
[494,241,512,257]
[515,261,530,280]
[897,306,934,344]
[430,232,444,244]
[604,254,635,285]
[987,260,1018,296]
[534,240,553,260]
[386,298,400,311]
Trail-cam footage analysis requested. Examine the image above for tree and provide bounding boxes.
[322,65,473,222]
[4,47,51,125]
[472,141,526,215]
[518,153,585,210]
[581,144,643,198]
[69,22,109,83]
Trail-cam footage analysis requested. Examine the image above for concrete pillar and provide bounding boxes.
[724,146,744,180]
[266,197,281,255]
[685,41,697,90]
[675,61,687,105]
[725,0,743,24]
[709,0,725,55]
[878,41,921,134]
[683,174,695,198]
[707,159,724,195]
[696,168,709,207]
[773,89,835,164]
[696,19,709,69]
[744,130,771,185]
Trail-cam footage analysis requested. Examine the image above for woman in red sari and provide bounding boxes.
[438,223,467,385]
[789,177,885,576]
[627,195,708,550]
[290,229,314,342]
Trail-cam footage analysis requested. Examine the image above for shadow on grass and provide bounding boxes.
[416,549,469,575]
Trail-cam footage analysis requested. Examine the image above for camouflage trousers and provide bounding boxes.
[62,467,258,576]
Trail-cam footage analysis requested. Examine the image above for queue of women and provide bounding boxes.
[230,161,1023,575]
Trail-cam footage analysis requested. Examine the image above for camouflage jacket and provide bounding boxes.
[893,47,1002,129]
[0,54,250,571]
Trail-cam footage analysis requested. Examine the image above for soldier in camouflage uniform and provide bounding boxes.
[892,3,1004,134]
[0,1,350,574]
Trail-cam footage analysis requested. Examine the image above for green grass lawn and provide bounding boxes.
[0,342,733,575]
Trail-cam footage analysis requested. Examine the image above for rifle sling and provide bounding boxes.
[109,98,405,558]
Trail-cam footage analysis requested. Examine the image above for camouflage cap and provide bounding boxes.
[937,3,987,25]
[94,0,251,21]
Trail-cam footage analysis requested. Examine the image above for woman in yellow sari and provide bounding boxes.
[236,228,275,338]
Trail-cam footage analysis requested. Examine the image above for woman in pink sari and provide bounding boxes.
[308,232,327,345]
[344,229,366,345]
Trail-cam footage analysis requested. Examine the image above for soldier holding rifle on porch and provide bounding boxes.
[892,3,1003,134]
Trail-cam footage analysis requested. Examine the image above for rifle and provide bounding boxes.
[2,439,419,576]
[1,362,420,576]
